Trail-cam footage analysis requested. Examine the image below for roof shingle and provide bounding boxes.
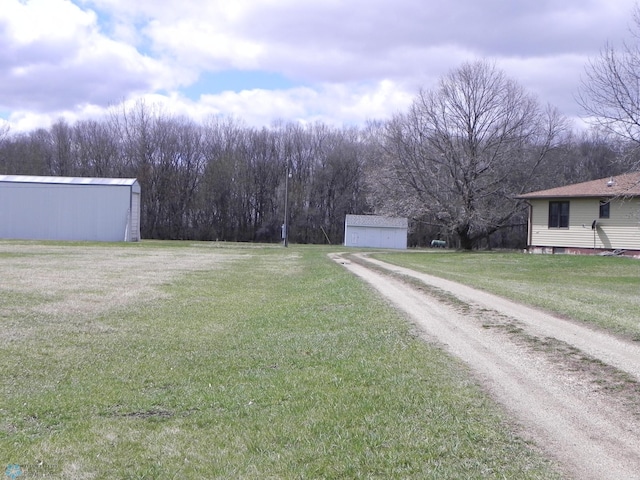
[517,172,640,199]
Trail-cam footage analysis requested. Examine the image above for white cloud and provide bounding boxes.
[160,80,413,128]
[0,0,175,113]
[2,0,639,133]
[146,19,265,70]
[6,78,413,133]
[1,0,95,44]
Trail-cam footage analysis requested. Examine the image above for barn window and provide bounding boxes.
[548,201,569,228]
[599,200,610,219]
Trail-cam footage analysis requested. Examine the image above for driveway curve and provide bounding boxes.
[330,252,640,480]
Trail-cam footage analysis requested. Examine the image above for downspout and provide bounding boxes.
[524,200,533,250]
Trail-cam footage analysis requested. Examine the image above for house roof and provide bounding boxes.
[517,172,640,199]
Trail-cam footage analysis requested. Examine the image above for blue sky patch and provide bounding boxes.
[83,2,156,57]
[182,70,298,99]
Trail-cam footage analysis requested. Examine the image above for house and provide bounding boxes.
[344,214,408,250]
[517,172,640,257]
[0,175,141,242]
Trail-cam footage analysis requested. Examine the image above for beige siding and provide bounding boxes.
[529,198,640,249]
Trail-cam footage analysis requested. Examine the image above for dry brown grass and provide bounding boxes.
[0,242,248,342]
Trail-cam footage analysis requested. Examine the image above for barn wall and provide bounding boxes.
[0,182,136,242]
[345,226,407,249]
[343,215,408,249]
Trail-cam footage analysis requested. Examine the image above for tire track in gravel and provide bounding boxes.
[330,253,640,480]
[359,254,640,382]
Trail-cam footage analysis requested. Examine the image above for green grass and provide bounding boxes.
[372,250,640,340]
[0,242,561,479]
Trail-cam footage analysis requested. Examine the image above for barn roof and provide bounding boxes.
[0,175,138,187]
[517,172,640,199]
[345,214,408,228]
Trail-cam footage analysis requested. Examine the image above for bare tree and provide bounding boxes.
[73,120,120,177]
[374,60,567,249]
[0,102,379,243]
[0,122,9,144]
[307,126,368,243]
[48,119,77,176]
[578,5,640,170]
[197,117,251,241]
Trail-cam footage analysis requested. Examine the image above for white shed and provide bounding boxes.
[0,175,141,242]
[344,214,408,249]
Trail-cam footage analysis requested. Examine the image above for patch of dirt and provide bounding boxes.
[112,408,174,419]
[331,252,640,480]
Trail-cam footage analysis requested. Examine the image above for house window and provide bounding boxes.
[599,200,610,219]
[548,201,570,228]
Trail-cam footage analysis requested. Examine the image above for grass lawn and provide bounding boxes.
[0,241,561,479]
[373,250,640,341]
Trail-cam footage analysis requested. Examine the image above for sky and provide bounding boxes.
[0,0,638,133]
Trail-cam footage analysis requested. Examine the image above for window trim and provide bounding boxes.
[548,200,570,229]
[599,199,610,219]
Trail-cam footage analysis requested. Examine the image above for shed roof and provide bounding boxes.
[0,175,138,187]
[517,172,640,199]
[345,214,408,228]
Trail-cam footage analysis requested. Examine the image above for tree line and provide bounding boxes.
[0,106,369,244]
[0,54,638,249]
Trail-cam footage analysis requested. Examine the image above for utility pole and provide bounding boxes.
[283,167,292,247]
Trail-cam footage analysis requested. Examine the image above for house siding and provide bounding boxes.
[529,198,640,250]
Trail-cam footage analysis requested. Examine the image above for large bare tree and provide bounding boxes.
[578,6,640,170]
[373,60,567,249]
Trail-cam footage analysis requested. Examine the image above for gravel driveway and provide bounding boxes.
[331,253,640,480]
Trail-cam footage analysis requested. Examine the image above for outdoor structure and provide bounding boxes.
[517,172,640,257]
[0,175,141,242]
[344,214,408,250]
